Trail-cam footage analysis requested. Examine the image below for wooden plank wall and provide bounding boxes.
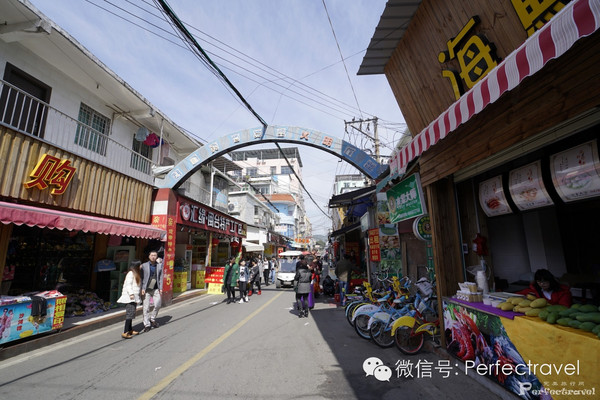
[0,127,154,223]
[418,34,600,186]
[385,0,527,137]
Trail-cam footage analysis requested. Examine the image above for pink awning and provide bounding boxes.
[390,0,600,177]
[0,201,166,240]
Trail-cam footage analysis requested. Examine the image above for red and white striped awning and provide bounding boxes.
[390,0,600,178]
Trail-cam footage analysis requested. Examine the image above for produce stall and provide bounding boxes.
[444,297,599,400]
[0,290,66,345]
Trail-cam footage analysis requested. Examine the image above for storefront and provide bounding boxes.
[0,129,165,344]
[151,189,246,299]
[362,0,600,398]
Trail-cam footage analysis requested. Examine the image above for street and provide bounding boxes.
[0,287,512,400]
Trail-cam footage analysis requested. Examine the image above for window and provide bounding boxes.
[281,166,293,175]
[74,103,110,155]
[254,205,259,215]
[270,166,277,175]
[1,63,51,137]
[247,167,258,177]
[131,135,152,174]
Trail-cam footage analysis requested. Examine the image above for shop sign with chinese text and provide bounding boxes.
[386,173,427,223]
[178,200,246,238]
[23,154,76,195]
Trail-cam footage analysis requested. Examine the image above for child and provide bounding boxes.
[117,260,142,338]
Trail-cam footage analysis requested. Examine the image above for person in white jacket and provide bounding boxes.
[117,260,142,339]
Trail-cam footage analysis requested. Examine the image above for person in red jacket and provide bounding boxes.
[517,269,572,307]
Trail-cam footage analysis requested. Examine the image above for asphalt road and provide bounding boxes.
[0,286,514,399]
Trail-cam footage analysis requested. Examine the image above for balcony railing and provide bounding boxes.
[0,79,154,185]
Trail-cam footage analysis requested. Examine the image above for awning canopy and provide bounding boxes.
[328,185,376,208]
[390,0,600,177]
[0,201,166,240]
[243,243,264,252]
[330,222,361,238]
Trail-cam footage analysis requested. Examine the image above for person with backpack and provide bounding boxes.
[294,261,312,318]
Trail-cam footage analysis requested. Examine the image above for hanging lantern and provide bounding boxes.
[211,238,220,246]
[230,240,240,248]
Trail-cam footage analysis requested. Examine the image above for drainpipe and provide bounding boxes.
[209,162,215,207]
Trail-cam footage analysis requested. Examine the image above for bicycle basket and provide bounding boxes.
[415,277,433,297]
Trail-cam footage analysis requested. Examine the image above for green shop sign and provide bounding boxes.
[386,173,427,223]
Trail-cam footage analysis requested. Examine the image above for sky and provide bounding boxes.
[28,0,407,236]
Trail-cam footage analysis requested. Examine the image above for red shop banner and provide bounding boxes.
[368,228,381,262]
[177,197,247,238]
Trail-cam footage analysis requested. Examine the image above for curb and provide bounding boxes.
[0,289,207,362]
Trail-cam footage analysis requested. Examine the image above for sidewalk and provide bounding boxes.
[0,288,208,362]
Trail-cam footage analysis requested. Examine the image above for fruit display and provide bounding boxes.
[496,299,600,339]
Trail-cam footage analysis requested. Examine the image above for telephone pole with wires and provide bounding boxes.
[344,117,380,163]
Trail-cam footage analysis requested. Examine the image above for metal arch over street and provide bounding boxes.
[158,125,387,189]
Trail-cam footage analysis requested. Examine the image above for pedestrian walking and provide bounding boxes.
[269,256,277,284]
[294,261,312,318]
[117,260,142,339]
[334,253,352,306]
[249,258,261,295]
[262,257,270,286]
[223,256,240,304]
[140,250,163,332]
[238,260,249,303]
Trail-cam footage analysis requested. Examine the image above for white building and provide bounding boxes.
[228,147,311,249]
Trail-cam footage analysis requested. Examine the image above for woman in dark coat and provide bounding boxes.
[294,262,312,318]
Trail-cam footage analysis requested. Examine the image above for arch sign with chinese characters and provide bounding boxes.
[23,153,76,195]
[158,126,387,189]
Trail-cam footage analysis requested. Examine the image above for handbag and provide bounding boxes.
[147,278,157,290]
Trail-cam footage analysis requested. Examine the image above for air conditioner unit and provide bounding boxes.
[227,202,240,213]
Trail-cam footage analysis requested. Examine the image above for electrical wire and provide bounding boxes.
[88,0,401,128]
[321,0,363,119]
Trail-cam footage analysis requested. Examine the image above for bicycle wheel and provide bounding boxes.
[354,314,372,340]
[346,302,367,327]
[370,321,395,348]
[394,326,424,354]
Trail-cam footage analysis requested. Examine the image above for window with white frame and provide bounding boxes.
[74,103,110,155]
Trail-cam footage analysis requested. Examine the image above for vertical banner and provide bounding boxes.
[368,228,380,262]
[163,216,176,294]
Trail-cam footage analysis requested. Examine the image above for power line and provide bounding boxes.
[321,0,363,118]
[153,0,268,129]
[89,0,402,128]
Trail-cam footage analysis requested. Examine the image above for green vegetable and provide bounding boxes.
[538,310,549,321]
[579,322,596,332]
[568,320,582,329]
[575,312,600,324]
[578,304,598,313]
[546,312,559,324]
[556,318,572,326]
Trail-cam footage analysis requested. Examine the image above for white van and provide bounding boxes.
[276,251,303,288]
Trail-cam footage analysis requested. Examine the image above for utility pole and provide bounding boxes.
[344,117,379,163]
